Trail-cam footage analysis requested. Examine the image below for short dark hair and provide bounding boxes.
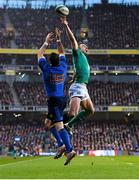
[79,41,88,47]
[49,52,59,66]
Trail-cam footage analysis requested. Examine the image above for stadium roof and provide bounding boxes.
[0,0,139,8]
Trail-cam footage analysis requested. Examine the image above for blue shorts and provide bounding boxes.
[47,96,67,123]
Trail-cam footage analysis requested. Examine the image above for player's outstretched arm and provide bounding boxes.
[55,27,65,55]
[61,17,78,50]
[37,32,54,60]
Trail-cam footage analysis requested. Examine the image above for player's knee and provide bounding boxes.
[68,111,77,118]
[44,118,53,129]
[90,107,95,115]
[55,122,64,131]
[86,107,95,116]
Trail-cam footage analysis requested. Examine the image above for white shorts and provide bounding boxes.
[69,83,90,101]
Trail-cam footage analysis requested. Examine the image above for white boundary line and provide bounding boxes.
[0,157,46,167]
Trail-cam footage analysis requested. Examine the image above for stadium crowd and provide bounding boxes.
[6,7,82,49]
[89,80,139,106]
[0,117,56,156]
[9,81,139,106]
[13,81,47,106]
[73,119,136,151]
[0,54,139,66]
[0,117,139,155]
[0,4,138,49]
[0,8,11,48]
[0,81,14,105]
[0,80,138,106]
[87,4,139,49]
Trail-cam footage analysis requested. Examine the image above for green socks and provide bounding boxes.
[68,110,87,128]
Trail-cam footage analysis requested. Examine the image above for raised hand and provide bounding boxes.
[60,16,68,25]
[55,27,62,39]
[45,32,55,44]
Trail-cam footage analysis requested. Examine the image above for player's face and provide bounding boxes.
[79,44,88,54]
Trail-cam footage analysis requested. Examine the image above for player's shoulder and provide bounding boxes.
[38,56,46,63]
[59,54,66,61]
[72,47,81,55]
[59,54,65,57]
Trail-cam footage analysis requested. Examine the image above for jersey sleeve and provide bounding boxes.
[59,54,67,67]
[38,57,49,72]
[72,48,80,58]
[59,54,66,62]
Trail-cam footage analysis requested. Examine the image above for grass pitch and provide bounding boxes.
[0,155,139,179]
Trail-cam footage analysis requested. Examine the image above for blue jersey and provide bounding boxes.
[38,55,67,97]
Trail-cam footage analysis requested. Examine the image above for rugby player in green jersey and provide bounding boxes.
[61,17,95,133]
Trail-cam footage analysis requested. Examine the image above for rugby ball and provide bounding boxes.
[55,5,69,17]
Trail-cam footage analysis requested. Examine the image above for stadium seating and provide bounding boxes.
[87,4,139,48]
[88,80,139,106]
[0,118,138,154]
[73,119,137,151]
[0,4,138,49]
[6,7,82,49]
[12,80,139,106]
[0,8,11,48]
[0,119,53,156]
[13,81,47,105]
[0,81,14,105]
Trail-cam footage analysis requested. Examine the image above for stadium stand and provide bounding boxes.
[6,7,82,49]
[0,81,14,105]
[0,54,12,65]
[0,117,139,155]
[13,81,47,105]
[88,80,139,106]
[87,4,139,48]
[88,55,139,65]
[0,8,11,48]
[73,119,136,151]
[11,80,139,106]
[0,4,137,49]
[0,2,139,156]
[0,117,54,156]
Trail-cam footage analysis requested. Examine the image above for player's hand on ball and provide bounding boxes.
[60,16,68,25]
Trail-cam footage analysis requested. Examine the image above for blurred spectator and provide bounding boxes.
[0,5,138,49]
[73,119,136,151]
[0,81,14,105]
[13,80,139,106]
[7,7,82,49]
[0,117,53,155]
[0,116,138,153]
[88,80,139,106]
[87,4,139,49]
[14,81,47,105]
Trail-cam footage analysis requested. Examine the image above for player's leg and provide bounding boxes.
[53,97,76,163]
[64,83,83,128]
[45,118,64,148]
[46,98,64,153]
[81,96,95,117]
[67,97,81,127]
[68,96,95,127]
[66,84,94,128]
[68,96,81,117]
[55,119,76,164]
[55,121,72,153]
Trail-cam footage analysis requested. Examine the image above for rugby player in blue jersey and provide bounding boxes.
[37,28,76,165]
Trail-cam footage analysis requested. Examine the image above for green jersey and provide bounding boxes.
[72,48,90,84]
